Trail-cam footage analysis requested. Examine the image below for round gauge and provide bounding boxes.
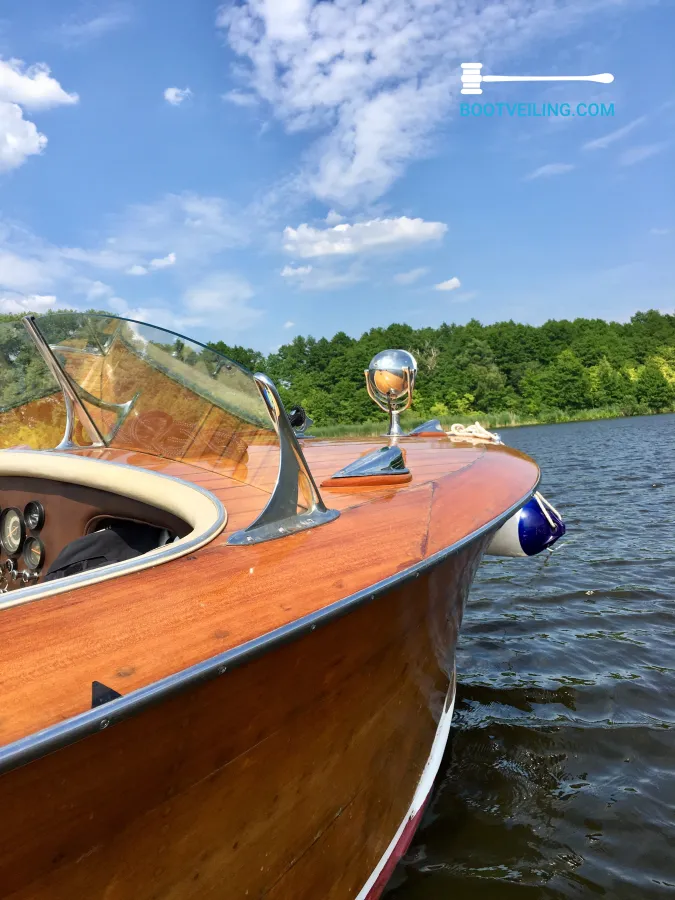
[24,500,45,532]
[0,508,25,556]
[22,536,45,572]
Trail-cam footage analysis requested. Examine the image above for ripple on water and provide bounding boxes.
[389,414,675,900]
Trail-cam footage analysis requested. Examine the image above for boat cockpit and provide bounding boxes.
[0,449,226,606]
[0,464,191,591]
[0,312,340,607]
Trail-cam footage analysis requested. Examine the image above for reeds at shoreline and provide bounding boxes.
[308,405,672,438]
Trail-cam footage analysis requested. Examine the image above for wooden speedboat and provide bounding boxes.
[0,314,564,899]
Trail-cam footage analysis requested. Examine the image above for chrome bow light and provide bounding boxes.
[365,349,417,436]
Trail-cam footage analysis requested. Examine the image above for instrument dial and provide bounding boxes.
[0,508,25,556]
[24,500,45,532]
[22,536,45,572]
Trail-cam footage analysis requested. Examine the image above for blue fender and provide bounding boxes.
[487,493,566,558]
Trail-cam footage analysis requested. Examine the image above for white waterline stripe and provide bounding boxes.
[355,674,457,900]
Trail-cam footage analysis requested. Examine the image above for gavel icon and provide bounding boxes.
[461,63,614,95]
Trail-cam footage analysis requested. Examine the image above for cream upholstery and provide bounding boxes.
[0,451,226,610]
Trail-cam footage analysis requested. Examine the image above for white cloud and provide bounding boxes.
[0,193,253,330]
[150,251,176,270]
[57,7,132,45]
[63,246,137,270]
[434,277,461,292]
[394,267,428,285]
[177,195,243,247]
[164,87,192,106]
[283,216,446,258]
[0,220,77,297]
[280,263,364,291]
[281,264,312,277]
[650,227,670,236]
[183,272,261,329]
[325,210,344,226]
[619,143,668,167]
[0,247,62,292]
[218,0,638,205]
[583,116,647,151]
[103,296,205,333]
[525,163,575,181]
[0,102,47,172]
[283,320,295,328]
[0,58,78,111]
[83,280,114,300]
[184,273,253,311]
[64,193,243,273]
[0,57,77,171]
[0,292,57,314]
[222,90,259,107]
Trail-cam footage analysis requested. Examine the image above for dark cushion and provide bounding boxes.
[44,522,163,582]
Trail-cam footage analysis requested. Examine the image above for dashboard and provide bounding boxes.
[0,476,190,592]
[0,501,46,585]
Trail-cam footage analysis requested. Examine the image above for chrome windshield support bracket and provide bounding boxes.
[73,383,139,443]
[57,391,78,451]
[22,316,106,449]
[51,324,139,441]
[227,374,339,545]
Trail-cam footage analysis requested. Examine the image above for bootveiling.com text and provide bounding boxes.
[461,102,615,118]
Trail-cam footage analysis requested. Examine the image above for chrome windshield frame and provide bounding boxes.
[21,312,339,545]
[22,316,105,449]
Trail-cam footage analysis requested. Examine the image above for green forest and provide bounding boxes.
[209,309,675,432]
[1,309,674,434]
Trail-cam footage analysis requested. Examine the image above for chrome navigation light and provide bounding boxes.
[365,349,417,436]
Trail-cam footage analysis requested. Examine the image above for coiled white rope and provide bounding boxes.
[447,421,502,443]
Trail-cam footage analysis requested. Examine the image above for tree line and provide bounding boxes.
[210,310,675,426]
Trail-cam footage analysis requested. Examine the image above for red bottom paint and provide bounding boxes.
[363,790,432,900]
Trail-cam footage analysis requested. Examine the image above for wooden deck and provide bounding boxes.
[0,436,538,750]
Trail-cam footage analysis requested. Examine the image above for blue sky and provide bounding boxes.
[0,0,673,352]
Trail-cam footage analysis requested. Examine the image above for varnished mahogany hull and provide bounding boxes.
[0,537,487,900]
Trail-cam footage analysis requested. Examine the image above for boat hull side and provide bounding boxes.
[358,676,456,900]
[0,537,487,900]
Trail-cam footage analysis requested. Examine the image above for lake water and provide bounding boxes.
[388,413,675,899]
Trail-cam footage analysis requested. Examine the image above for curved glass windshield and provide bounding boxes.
[31,313,275,464]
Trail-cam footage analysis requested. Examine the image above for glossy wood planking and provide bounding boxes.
[0,544,479,900]
[74,440,486,520]
[320,472,413,488]
[0,440,537,747]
